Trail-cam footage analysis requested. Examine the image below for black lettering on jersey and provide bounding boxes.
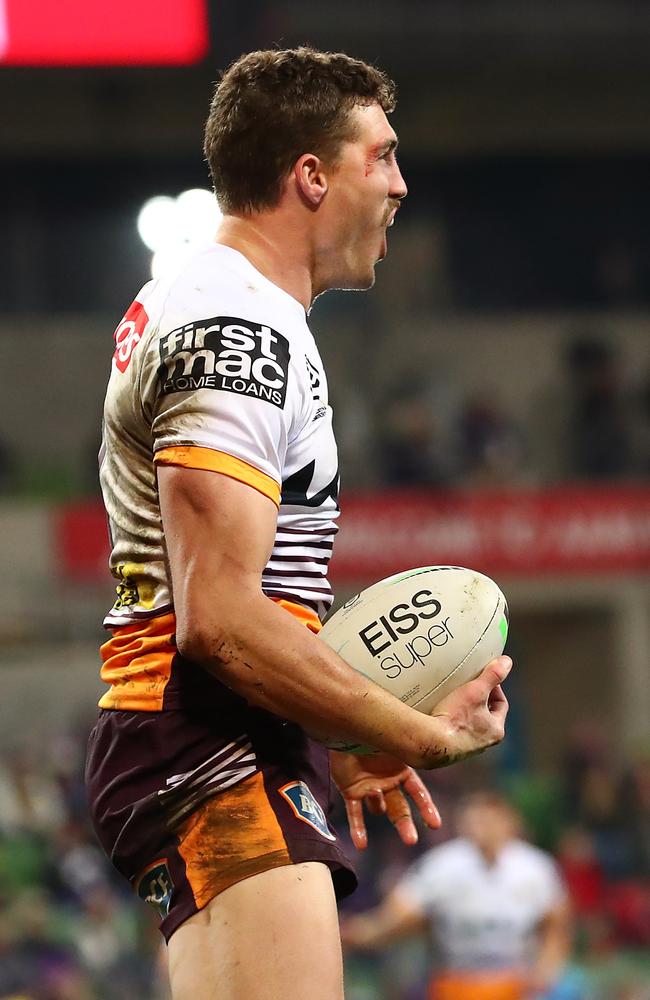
[282,460,339,508]
[305,356,322,402]
[158,316,290,409]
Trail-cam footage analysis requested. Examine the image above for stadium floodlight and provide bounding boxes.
[137,195,179,253]
[176,188,222,244]
[137,189,223,278]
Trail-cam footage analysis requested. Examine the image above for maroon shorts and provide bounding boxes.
[85,702,356,941]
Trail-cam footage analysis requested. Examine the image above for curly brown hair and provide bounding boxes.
[204,46,397,215]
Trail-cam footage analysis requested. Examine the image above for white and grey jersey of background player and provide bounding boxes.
[100,243,340,627]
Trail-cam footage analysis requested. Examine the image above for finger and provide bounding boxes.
[365,790,386,816]
[384,788,418,845]
[344,797,368,850]
[401,770,442,830]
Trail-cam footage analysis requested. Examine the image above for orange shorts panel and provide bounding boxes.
[177,771,291,910]
[429,972,526,1000]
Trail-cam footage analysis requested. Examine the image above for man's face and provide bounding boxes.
[458,803,519,855]
[316,102,407,292]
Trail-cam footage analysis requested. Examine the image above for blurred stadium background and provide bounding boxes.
[1,2,649,997]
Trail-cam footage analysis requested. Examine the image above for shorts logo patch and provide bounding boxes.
[158,315,290,409]
[279,781,336,841]
[135,859,174,919]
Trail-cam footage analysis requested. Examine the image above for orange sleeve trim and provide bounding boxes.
[155,446,280,507]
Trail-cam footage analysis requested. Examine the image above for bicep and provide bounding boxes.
[157,464,278,631]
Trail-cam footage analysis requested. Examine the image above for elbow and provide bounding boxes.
[174,612,266,705]
[175,626,204,663]
[173,582,261,665]
[175,618,228,665]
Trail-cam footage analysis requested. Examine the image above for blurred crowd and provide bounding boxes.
[0,328,648,499]
[0,728,164,1000]
[0,718,649,999]
[335,333,650,492]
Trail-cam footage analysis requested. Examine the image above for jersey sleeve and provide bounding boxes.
[140,312,295,507]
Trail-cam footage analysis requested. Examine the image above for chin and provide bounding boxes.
[355,270,376,291]
[331,269,376,293]
[351,257,379,290]
[325,248,379,293]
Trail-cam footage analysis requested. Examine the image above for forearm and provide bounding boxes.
[532,931,570,984]
[176,584,451,768]
[342,894,426,951]
[160,469,508,768]
[342,912,397,951]
[530,908,572,990]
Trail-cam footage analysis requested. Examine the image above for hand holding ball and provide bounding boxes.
[320,566,509,753]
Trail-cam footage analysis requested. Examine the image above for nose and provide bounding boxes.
[390,160,408,201]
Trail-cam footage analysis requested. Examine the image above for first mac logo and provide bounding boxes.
[158,316,290,409]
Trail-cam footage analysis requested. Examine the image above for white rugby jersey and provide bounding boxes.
[98,244,339,711]
[398,838,566,973]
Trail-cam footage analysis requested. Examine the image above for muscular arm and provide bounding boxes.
[159,465,509,769]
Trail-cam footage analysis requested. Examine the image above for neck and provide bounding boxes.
[478,843,501,865]
[215,214,314,312]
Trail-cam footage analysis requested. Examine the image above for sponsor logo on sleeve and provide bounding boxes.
[135,859,174,919]
[279,781,336,841]
[157,315,290,409]
[113,299,149,373]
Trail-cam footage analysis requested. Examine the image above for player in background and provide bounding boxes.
[86,47,512,1000]
[342,793,572,1000]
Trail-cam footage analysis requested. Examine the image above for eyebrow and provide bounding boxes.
[371,137,398,158]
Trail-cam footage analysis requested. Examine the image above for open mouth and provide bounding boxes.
[378,206,399,262]
[385,205,400,228]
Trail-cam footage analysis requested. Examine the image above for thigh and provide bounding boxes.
[167,861,344,1000]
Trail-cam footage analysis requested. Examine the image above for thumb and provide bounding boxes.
[476,656,512,693]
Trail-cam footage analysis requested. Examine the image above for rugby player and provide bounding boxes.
[86,47,512,1000]
[342,793,571,1000]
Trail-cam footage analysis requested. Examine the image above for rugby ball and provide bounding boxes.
[319,566,508,752]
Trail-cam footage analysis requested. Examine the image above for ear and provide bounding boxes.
[293,153,328,208]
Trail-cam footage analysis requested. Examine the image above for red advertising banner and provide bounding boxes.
[54,486,650,584]
[54,502,109,581]
[330,486,650,582]
[0,0,209,66]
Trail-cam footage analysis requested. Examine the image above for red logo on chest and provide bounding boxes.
[113,300,149,373]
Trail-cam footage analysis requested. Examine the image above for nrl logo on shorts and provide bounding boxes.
[135,859,174,919]
[158,315,290,409]
[279,781,336,842]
